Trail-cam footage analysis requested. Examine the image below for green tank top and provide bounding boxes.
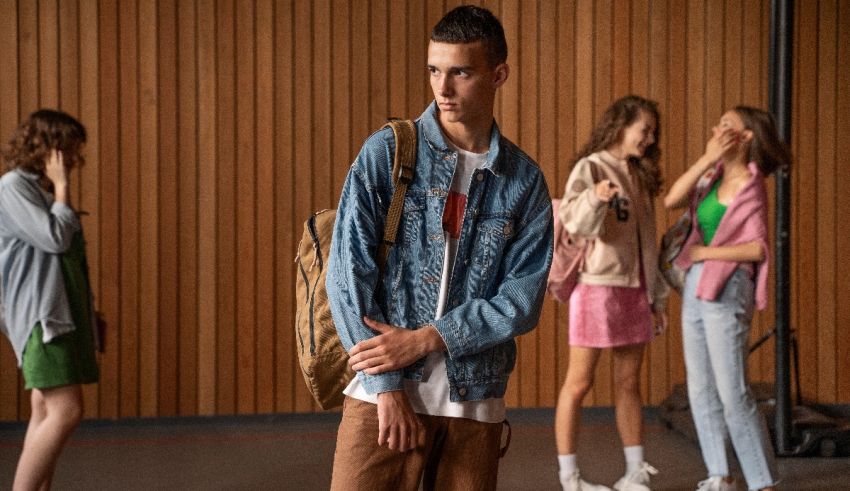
[697,181,727,245]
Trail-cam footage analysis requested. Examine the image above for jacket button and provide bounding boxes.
[458,387,467,396]
[503,224,512,235]
[476,173,484,182]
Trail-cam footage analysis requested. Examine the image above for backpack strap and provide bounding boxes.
[377,119,417,273]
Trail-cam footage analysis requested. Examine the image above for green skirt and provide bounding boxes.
[21,232,100,390]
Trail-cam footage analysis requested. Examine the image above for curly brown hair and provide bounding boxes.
[575,95,663,197]
[2,109,87,178]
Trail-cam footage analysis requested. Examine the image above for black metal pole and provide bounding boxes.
[769,0,794,456]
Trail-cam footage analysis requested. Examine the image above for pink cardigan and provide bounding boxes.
[674,162,770,310]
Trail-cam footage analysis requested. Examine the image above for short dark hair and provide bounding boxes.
[430,5,507,67]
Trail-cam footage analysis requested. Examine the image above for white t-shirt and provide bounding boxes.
[344,141,505,423]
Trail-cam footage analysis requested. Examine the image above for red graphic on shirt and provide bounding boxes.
[443,191,467,239]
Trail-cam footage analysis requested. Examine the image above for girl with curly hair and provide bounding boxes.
[0,109,99,490]
[554,95,668,491]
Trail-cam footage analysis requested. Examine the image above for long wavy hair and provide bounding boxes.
[733,105,791,176]
[2,109,87,186]
[575,95,663,197]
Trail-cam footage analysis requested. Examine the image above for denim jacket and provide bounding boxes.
[327,102,554,402]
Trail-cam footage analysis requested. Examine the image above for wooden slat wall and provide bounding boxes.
[0,0,848,421]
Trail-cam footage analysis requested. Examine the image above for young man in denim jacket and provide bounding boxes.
[326,6,553,490]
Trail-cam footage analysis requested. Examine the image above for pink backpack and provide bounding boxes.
[546,198,589,303]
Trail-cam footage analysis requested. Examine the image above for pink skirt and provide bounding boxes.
[568,282,653,348]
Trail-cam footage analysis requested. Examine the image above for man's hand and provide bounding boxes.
[377,390,425,452]
[348,317,446,375]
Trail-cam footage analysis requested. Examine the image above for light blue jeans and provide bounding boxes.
[682,263,778,490]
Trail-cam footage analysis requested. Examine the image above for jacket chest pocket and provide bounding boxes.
[470,214,515,288]
[400,194,427,247]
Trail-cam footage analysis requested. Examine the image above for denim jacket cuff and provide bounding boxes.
[432,317,469,359]
[358,370,404,394]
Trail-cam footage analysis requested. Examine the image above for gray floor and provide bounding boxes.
[1,408,848,490]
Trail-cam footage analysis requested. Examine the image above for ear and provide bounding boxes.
[493,63,509,88]
[741,129,754,142]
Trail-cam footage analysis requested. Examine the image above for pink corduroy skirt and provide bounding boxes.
[568,282,653,348]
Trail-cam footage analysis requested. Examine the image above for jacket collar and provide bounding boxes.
[14,168,42,182]
[418,101,504,175]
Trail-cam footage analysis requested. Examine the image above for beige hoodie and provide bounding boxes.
[557,150,667,308]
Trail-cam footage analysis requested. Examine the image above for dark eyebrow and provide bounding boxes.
[426,64,475,72]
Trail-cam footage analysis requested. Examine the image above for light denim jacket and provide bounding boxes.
[0,169,80,365]
[327,102,554,402]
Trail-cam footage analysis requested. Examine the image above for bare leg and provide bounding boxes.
[13,385,83,491]
[612,343,646,447]
[555,346,602,454]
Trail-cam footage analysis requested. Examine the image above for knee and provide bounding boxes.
[48,389,84,430]
[561,376,594,403]
[615,372,640,396]
[718,385,756,416]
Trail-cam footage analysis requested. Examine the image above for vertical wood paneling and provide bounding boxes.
[292,0,314,412]
[138,0,159,418]
[815,0,837,402]
[117,0,140,418]
[794,0,819,402]
[255,0,275,415]
[39,0,59,107]
[836,0,850,404]
[19,1,39,111]
[157,0,179,417]
[274,0,295,413]
[235,0,257,415]
[215,0,237,415]
[537,0,558,407]
[177,0,199,416]
[78,0,100,418]
[555,0,576,390]
[96,0,120,419]
[1,0,848,421]
[196,0,218,415]
[573,0,594,407]
[666,0,688,392]
[0,0,20,421]
[647,0,669,405]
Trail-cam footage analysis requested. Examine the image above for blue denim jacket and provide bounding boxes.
[327,102,553,402]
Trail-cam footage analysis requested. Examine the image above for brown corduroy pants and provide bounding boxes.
[330,396,505,491]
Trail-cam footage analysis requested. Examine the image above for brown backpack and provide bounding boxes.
[294,119,417,410]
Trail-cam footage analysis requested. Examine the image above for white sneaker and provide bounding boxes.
[561,470,612,491]
[613,462,659,490]
[696,476,738,491]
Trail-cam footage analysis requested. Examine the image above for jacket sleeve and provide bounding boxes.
[557,157,607,239]
[0,173,79,253]
[433,171,554,358]
[325,130,404,394]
